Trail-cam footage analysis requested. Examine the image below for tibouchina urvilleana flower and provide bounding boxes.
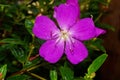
[32,2,106,64]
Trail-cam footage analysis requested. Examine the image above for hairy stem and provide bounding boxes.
[27,72,46,80]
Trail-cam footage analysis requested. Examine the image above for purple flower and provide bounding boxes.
[32,3,106,64]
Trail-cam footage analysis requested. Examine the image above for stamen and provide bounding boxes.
[60,29,69,41]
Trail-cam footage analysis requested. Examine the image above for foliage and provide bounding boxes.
[0,0,111,80]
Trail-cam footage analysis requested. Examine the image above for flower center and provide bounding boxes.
[55,29,73,43]
[60,29,70,41]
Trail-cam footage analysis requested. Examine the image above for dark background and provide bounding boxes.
[99,0,120,79]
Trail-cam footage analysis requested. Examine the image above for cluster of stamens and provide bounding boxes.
[60,30,70,41]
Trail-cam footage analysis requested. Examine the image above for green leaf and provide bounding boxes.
[10,48,27,65]
[0,38,24,45]
[74,77,85,80]
[0,52,6,61]
[85,38,106,52]
[25,19,34,35]
[0,64,7,79]
[59,65,74,80]
[0,4,9,12]
[91,38,106,52]
[96,23,115,31]
[87,54,108,75]
[23,57,41,69]
[7,74,30,80]
[50,70,57,80]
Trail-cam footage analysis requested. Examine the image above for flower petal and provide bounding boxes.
[95,27,106,37]
[66,0,78,4]
[66,0,80,18]
[65,39,88,64]
[70,18,96,41]
[33,15,59,40]
[39,39,64,63]
[54,4,78,30]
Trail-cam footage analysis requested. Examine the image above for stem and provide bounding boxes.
[31,34,35,43]
[27,63,48,71]
[27,72,46,80]
[49,0,54,5]
[29,54,39,61]
[27,44,34,61]
[8,63,49,78]
[94,13,103,23]
[8,69,25,77]
[27,34,35,61]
